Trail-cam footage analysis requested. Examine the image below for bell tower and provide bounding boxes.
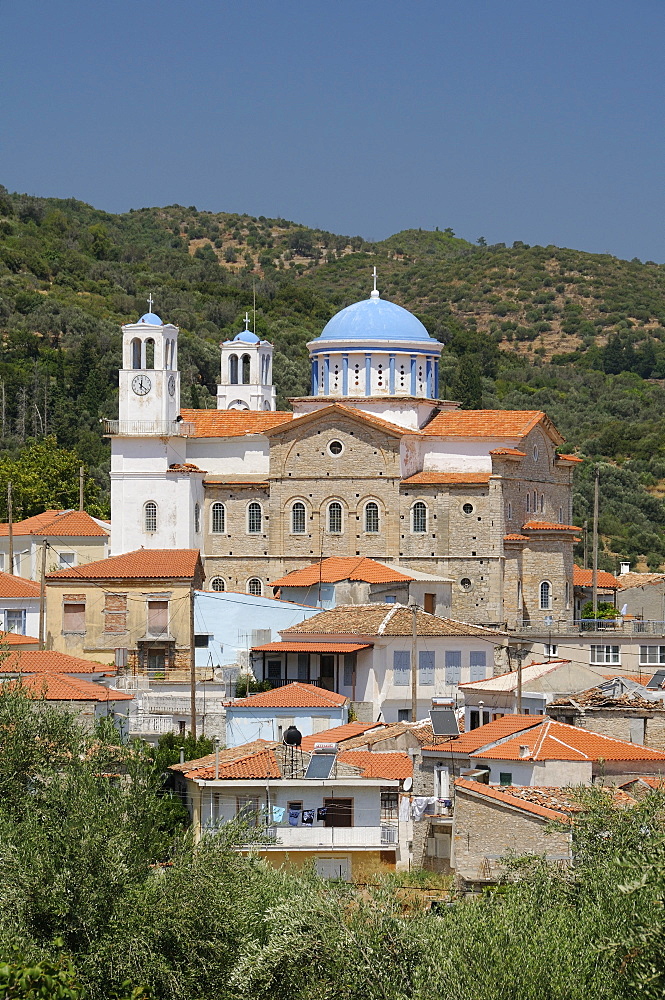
[119,299,180,430]
[217,313,276,411]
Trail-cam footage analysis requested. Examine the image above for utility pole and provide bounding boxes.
[511,644,525,713]
[592,467,599,617]
[583,520,588,570]
[38,540,47,649]
[7,482,13,576]
[189,582,197,740]
[410,602,418,723]
[79,466,85,512]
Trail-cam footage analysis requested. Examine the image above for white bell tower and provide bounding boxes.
[217,314,276,411]
[119,299,180,430]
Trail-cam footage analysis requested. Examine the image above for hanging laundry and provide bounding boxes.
[302,809,314,825]
[412,796,437,821]
[398,796,411,822]
[272,806,285,823]
[288,808,300,826]
[316,807,327,822]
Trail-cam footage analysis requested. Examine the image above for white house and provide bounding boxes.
[0,510,110,580]
[251,604,507,723]
[225,682,349,747]
[171,738,413,878]
[0,572,41,639]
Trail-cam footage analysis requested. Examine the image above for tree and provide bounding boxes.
[452,355,483,408]
[0,436,102,519]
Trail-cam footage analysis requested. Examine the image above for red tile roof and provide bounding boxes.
[472,718,665,763]
[179,409,293,437]
[421,410,564,445]
[170,740,274,774]
[617,572,665,589]
[299,722,387,752]
[0,572,40,598]
[285,604,503,638]
[401,471,490,485]
[489,447,527,457]
[1,632,39,646]
[47,549,201,581]
[522,521,582,531]
[252,641,373,654]
[337,750,413,780]
[556,453,584,463]
[263,403,407,440]
[11,673,133,701]
[270,557,413,588]
[573,567,621,589]
[0,650,103,674]
[454,778,571,822]
[0,510,109,538]
[504,534,530,542]
[230,681,348,709]
[196,748,282,780]
[421,715,546,753]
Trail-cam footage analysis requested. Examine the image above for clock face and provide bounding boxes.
[132,374,152,396]
[168,375,176,396]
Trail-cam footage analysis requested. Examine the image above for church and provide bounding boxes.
[105,277,581,629]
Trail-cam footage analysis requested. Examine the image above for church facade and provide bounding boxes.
[106,283,581,629]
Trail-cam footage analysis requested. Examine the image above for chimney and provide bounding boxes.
[519,745,530,759]
[620,562,630,575]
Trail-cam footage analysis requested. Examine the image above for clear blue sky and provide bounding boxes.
[2,0,664,260]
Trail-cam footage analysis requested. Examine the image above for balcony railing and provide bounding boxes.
[514,619,665,637]
[236,826,389,849]
[103,419,196,437]
[128,714,182,735]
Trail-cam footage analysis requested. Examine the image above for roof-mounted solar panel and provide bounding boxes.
[429,708,459,738]
[304,754,336,779]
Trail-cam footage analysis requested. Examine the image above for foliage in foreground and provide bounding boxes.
[0,688,663,999]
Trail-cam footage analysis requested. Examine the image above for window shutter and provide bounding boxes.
[469,650,487,682]
[393,650,410,686]
[444,650,462,685]
[418,650,435,685]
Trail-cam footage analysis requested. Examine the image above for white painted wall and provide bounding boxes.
[225,705,347,747]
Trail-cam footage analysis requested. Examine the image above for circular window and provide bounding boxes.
[328,440,343,456]
[462,503,474,515]
[210,577,225,592]
[460,578,472,592]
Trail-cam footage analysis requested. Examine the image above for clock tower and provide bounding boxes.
[119,303,180,429]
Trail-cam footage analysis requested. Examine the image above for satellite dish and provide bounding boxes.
[283,725,302,747]
[402,776,413,792]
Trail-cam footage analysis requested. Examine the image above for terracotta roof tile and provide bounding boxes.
[618,572,665,589]
[263,403,407,439]
[421,715,546,753]
[170,740,274,774]
[0,650,103,673]
[420,410,564,445]
[179,409,293,438]
[1,633,39,646]
[0,510,109,538]
[340,720,436,750]
[454,778,572,822]
[489,447,527,457]
[504,534,530,542]
[573,567,621,589]
[401,471,490,485]
[472,718,665,762]
[10,672,133,701]
[47,549,201,581]
[522,520,582,531]
[251,641,373,654]
[0,572,40,598]
[270,557,413,588]
[230,681,347,709]
[299,722,387,751]
[556,453,584,463]
[337,750,413,780]
[194,748,282,780]
[284,604,504,638]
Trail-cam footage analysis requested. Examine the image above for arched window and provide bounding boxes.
[210,577,225,592]
[144,501,157,533]
[194,503,200,533]
[242,354,251,385]
[364,502,379,533]
[526,494,530,513]
[145,338,155,368]
[247,577,263,596]
[540,581,552,610]
[559,506,564,524]
[328,501,343,534]
[131,338,141,369]
[292,502,306,534]
[507,502,512,521]
[412,502,427,533]
[229,354,239,384]
[540,494,545,513]
[248,502,262,534]
[211,502,225,534]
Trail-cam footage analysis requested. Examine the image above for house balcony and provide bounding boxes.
[235,825,398,850]
[513,619,665,638]
[128,713,183,735]
[102,419,195,437]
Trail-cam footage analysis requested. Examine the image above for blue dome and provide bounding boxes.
[139,312,163,326]
[311,296,435,344]
[232,330,260,344]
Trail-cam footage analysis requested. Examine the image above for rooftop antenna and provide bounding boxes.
[371,266,379,299]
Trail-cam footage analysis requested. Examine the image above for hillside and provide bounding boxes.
[0,185,664,571]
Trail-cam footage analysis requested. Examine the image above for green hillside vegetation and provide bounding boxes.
[0,185,664,570]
